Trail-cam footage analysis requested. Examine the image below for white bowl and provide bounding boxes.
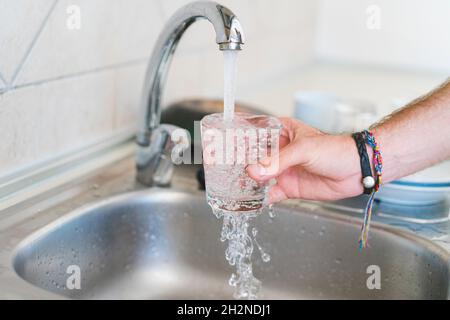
[376,161,450,205]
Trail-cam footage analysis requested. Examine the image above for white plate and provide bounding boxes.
[376,161,450,205]
[399,161,450,185]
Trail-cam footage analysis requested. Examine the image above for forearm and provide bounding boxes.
[372,79,450,183]
[249,80,450,202]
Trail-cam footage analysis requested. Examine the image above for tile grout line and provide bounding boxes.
[1,58,308,97]
[5,57,149,92]
[9,0,59,87]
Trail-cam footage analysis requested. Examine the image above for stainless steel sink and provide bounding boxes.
[12,187,450,299]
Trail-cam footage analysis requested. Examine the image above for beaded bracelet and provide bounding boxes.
[358,130,383,250]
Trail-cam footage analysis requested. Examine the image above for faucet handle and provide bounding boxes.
[136,124,189,186]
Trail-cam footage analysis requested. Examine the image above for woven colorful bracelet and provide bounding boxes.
[358,130,383,250]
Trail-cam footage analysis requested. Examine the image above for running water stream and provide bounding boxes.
[207,51,272,300]
[223,50,238,123]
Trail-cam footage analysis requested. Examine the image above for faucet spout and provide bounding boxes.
[137,1,244,147]
[136,1,244,186]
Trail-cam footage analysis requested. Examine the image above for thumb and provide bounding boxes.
[247,140,306,181]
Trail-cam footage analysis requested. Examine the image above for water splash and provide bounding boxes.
[211,205,274,300]
[267,204,276,219]
[252,227,271,263]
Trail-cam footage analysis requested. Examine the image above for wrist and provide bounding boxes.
[344,133,375,195]
[343,134,365,177]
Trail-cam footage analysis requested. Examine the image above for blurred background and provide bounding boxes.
[0,0,449,179]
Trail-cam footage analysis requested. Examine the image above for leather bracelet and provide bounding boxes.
[351,132,375,194]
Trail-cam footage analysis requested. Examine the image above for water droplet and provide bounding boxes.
[267,204,276,219]
[261,252,271,263]
[229,273,238,286]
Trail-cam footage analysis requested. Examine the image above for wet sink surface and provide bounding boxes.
[12,188,449,299]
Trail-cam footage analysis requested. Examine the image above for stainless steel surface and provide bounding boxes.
[135,1,244,186]
[324,196,450,241]
[1,155,449,299]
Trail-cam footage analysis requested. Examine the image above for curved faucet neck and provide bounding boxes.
[136,1,244,146]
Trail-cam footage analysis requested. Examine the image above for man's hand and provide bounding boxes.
[247,79,450,205]
[247,118,364,203]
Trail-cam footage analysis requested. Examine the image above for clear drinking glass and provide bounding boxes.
[200,112,282,212]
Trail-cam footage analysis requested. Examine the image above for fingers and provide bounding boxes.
[247,141,306,182]
[267,184,288,204]
[279,134,290,149]
[247,117,316,182]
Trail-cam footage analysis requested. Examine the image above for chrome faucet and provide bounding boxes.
[136,1,244,186]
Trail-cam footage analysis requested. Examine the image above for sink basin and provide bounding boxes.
[13,188,450,299]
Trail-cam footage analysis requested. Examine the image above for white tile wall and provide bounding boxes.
[113,63,148,130]
[0,70,116,172]
[0,0,318,177]
[0,0,56,84]
[316,0,450,73]
[14,0,164,85]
